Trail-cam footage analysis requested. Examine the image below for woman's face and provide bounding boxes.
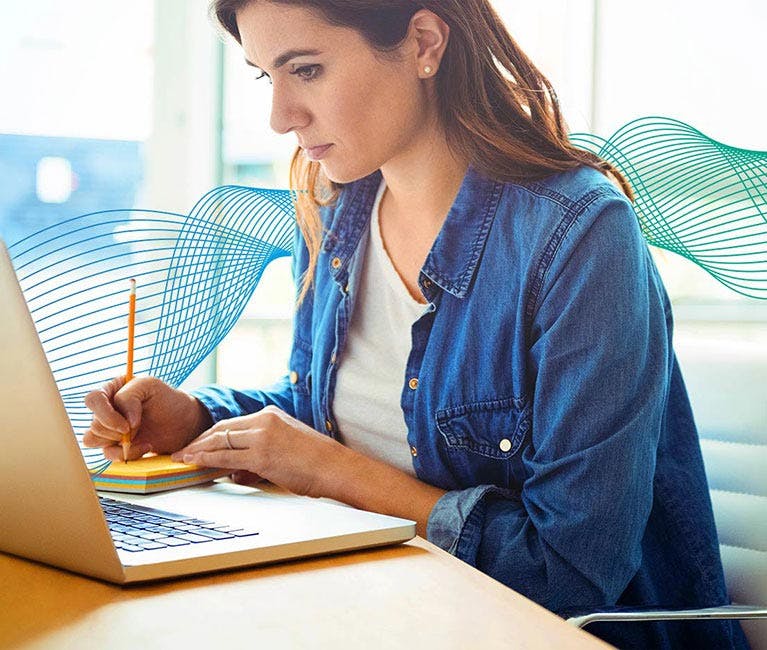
[236,1,432,183]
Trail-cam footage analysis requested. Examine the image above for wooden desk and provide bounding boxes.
[0,537,610,649]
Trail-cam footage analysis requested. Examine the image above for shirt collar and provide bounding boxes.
[324,166,503,299]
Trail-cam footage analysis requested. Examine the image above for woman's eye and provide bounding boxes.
[290,65,321,82]
[254,70,272,85]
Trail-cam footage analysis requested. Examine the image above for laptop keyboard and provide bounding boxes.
[99,496,259,552]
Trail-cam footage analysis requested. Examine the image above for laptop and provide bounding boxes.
[0,239,415,584]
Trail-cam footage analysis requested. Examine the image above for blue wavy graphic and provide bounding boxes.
[571,116,767,299]
[9,186,295,473]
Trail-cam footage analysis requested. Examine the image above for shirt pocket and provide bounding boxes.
[435,396,531,488]
[288,338,313,425]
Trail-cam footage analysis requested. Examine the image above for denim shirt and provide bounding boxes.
[194,166,748,649]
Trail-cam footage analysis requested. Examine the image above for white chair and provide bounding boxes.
[567,325,767,648]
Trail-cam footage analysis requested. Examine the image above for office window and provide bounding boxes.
[495,0,767,311]
[0,2,154,246]
[214,37,296,389]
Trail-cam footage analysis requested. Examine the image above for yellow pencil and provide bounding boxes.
[122,279,137,462]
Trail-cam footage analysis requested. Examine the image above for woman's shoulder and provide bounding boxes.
[495,165,641,246]
[487,165,650,298]
[507,165,629,214]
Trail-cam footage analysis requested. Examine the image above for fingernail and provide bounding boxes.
[183,454,194,463]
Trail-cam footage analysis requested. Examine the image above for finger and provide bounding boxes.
[82,425,122,448]
[84,387,130,434]
[88,418,126,442]
[178,428,250,457]
[180,449,247,470]
[85,376,126,404]
[231,470,264,486]
[195,416,243,441]
[103,442,152,463]
[113,388,143,432]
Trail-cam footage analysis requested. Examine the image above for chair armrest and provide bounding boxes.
[567,605,767,629]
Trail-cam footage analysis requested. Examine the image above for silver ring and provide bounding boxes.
[224,429,234,450]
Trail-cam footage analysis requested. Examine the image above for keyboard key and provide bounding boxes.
[213,526,260,537]
[136,541,167,550]
[176,533,214,543]
[156,537,191,546]
[146,525,172,533]
[118,544,143,552]
[155,527,180,535]
[137,532,166,540]
[124,527,147,537]
[191,529,235,540]
[113,517,135,525]
[100,497,249,547]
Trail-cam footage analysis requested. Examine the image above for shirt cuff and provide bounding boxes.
[189,386,240,424]
[426,485,510,557]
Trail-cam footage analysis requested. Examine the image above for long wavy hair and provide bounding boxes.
[211,0,634,303]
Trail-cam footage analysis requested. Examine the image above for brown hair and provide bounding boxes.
[211,0,634,303]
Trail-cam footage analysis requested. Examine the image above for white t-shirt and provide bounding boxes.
[333,180,429,477]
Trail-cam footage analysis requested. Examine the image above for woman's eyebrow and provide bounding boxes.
[244,48,323,71]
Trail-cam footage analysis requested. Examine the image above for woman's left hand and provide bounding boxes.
[171,405,346,498]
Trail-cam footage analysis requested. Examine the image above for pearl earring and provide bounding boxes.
[423,65,433,75]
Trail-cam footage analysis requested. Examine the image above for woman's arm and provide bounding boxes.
[425,193,669,612]
[322,444,447,538]
[191,377,296,423]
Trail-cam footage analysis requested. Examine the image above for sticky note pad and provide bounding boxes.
[92,454,230,494]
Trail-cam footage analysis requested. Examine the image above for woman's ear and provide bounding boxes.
[409,9,450,78]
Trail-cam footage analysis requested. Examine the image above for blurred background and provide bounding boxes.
[1,0,765,408]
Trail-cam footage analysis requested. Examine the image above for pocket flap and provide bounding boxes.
[436,396,530,458]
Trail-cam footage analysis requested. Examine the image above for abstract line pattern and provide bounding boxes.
[571,116,767,299]
[9,118,767,473]
[9,186,295,473]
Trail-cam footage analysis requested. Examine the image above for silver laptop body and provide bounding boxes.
[0,240,415,584]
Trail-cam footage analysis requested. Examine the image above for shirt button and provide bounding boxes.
[422,278,432,289]
[289,370,299,384]
[499,439,512,453]
[325,420,333,432]
[331,257,342,269]
[408,377,419,390]
[330,353,337,364]
[410,446,418,457]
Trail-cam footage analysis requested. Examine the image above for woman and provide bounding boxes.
[84,2,748,647]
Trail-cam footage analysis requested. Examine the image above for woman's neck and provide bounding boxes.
[379,122,469,232]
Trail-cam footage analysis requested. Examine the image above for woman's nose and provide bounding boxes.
[269,84,310,135]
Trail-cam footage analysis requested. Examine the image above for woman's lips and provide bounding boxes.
[304,144,333,161]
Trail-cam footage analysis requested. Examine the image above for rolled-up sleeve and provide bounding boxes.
[191,377,295,423]
[427,192,670,614]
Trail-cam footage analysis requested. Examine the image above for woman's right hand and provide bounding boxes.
[83,376,213,462]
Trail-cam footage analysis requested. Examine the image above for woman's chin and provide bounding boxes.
[319,160,378,185]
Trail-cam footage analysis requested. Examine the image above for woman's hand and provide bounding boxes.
[172,405,446,536]
[83,376,213,461]
[171,405,346,498]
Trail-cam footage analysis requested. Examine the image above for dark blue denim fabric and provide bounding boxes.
[193,166,749,649]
